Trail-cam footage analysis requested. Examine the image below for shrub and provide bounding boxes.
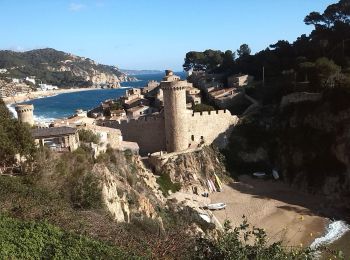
[0,215,139,259]
[78,129,100,144]
[70,173,103,209]
[194,216,343,260]
[156,172,181,196]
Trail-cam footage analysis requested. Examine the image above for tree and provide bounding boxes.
[237,44,251,58]
[315,57,341,88]
[222,50,235,70]
[183,50,225,72]
[304,11,324,26]
[78,129,100,144]
[0,100,36,168]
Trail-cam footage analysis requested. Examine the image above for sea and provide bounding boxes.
[8,72,186,122]
[6,71,350,255]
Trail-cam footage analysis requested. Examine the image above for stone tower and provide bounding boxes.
[15,104,34,126]
[161,70,188,152]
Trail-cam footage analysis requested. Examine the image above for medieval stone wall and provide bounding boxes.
[104,116,166,155]
[187,110,239,148]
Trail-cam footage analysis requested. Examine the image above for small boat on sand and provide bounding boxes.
[206,203,226,210]
[252,172,266,178]
[199,213,211,222]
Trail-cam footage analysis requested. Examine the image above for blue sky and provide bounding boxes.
[0,0,335,70]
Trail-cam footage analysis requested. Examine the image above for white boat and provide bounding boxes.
[199,213,211,223]
[207,203,226,210]
[252,172,266,178]
[272,170,279,180]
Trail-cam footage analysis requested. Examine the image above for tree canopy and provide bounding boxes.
[0,100,36,168]
[183,0,350,93]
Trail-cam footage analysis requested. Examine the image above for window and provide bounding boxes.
[191,135,194,141]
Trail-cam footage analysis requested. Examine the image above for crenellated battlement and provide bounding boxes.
[191,109,231,118]
[15,104,34,113]
[161,81,187,91]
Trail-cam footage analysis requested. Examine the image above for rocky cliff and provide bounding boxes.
[224,90,350,213]
[0,48,136,87]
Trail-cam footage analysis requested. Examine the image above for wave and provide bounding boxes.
[310,220,350,250]
[7,104,56,124]
[7,104,17,118]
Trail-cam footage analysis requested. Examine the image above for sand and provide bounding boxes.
[2,88,99,105]
[210,175,329,247]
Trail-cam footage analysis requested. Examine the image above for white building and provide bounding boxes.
[38,83,58,91]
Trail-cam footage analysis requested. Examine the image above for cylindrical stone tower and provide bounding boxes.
[161,79,188,153]
[15,104,34,126]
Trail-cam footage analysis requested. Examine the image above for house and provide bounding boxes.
[31,126,80,152]
[126,105,152,119]
[227,74,249,88]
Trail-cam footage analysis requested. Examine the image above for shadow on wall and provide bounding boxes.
[212,124,236,149]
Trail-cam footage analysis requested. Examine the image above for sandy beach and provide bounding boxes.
[210,176,329,247]
[2,88,99,105]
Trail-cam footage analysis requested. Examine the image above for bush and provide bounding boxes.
[156,172,181,196]
[78,129,100,144]
[194,216,343,260]
[70,173,103,209]
[0,215,139,259]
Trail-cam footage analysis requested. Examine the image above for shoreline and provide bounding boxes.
[211,176,335,248]
[2,87,102,105]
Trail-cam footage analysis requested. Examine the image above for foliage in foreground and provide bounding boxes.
[195,217,343,260]
[0,99,36,168]
[0,214,139,260]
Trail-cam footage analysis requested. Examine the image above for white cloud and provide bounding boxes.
[68,3,86,12]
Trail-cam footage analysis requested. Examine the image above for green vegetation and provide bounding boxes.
[193,103,215,112]
[0,99,36,169]
[195,217,343,259]
[0,214,138,259]
[78,129,100,144]
[156,172,181,196]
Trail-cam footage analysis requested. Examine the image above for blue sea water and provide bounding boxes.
[12,72,186,122]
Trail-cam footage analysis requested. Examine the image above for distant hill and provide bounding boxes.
[0,48,135,88]
[120,69,163,75]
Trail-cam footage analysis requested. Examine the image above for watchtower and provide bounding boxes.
[161,70,188,152]
[15,104,34,126]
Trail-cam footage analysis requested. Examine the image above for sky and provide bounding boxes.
[0,0,336,70]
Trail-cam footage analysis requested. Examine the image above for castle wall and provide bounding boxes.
[187,110,239,148]
[103,116,166,155]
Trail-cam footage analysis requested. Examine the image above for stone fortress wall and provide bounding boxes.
[187,110,238,148]
[103,116,166,155]
[103,70,239,155]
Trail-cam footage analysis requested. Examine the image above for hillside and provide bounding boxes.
[0,48,136,88]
